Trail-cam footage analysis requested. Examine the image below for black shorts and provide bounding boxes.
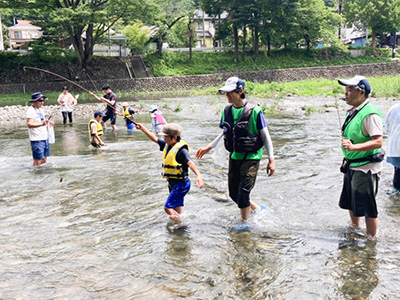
[228,159,260,209]
[103,113,116,125]
[339,169,380,218]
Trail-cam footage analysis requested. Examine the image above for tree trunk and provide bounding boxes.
[188,19,193,61]
[254,27,259,55]
[371,27,377,56]
[233,24,239,64]
[267,36,271,57]
[241,27,247,61]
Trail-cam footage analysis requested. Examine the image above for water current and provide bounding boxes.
[1,95,400,299]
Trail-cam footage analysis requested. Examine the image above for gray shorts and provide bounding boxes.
[339,169,380,218]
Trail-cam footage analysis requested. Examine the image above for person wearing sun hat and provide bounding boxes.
[134,122,203,230]
[149,104,167,135]
[337,75,384,239]
[26,92,54,166]
[116,102,136,130]
[195,76,275,230]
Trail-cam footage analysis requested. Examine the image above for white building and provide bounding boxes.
[7,20,42,50]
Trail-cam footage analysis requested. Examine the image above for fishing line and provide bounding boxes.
[23,66,116,111]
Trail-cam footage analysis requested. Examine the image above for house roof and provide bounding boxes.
[8,20,41,31]
[193,9,228,20]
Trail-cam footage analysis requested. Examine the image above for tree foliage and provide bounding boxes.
[343,0,400,55]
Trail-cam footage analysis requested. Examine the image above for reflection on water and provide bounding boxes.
[337,236,378,299]
[1,96,400,299]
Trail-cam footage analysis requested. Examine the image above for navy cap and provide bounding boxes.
[338,75,371,98]
[219,77,246,92]
[94,110,105,118]
[30,92,47,102]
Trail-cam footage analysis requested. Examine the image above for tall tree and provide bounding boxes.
[4,0,153,69]
[153,0,195,56]
[343,0,400,55]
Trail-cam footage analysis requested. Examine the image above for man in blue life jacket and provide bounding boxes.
[338,76,384,240]
[196,77,275,229]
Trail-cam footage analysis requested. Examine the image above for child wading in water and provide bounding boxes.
[135,122,204,229]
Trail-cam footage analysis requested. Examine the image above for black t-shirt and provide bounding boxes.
[103,92,117,115]
[158,139,191,180]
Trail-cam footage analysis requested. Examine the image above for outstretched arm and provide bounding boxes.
[135,123,158,143]
[187,160,204,188]
[195,132,223,159]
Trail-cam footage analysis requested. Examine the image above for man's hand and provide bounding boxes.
[266,158,275,176]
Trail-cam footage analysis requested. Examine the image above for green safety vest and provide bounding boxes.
[342,102,382,167]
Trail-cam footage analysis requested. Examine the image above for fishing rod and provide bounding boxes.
[23,66,116,112]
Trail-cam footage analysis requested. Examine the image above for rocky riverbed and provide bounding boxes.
[0,102,147,124]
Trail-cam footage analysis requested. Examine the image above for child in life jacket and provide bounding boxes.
[135,122,204,229]
[117,102,136,130]
[149,105,166,134]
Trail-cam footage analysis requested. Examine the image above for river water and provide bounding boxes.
[1,95,400,299]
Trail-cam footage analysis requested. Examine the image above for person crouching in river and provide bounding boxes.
[88,111,106,148]
[135,122,204,229]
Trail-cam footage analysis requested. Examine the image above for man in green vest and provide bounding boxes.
[338,75,383,240]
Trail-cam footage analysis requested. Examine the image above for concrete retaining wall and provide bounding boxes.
[1,62,399,95]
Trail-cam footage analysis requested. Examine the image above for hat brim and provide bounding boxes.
[219,85,237,92]
[30,95,47,102]
[338,79,359,87]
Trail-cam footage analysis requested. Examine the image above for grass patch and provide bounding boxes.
[143,49,390,77]
[2,74,400,107]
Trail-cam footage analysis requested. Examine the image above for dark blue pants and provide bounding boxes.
[394,167,400,190]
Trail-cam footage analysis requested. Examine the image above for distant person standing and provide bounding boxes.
[385,101,400,194]
[57,86,78,124]
[90,84,117,131]
[88,110,106,148]
[338,76,384,239]
[149,105,167,134]
[26,92,54,166]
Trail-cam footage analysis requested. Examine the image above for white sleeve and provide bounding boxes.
[209,132,224,149]
[362,114,383,137]
[260,127,274,159]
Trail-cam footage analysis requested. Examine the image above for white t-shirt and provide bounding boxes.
[57,92,76,112]
[26,106,48,141]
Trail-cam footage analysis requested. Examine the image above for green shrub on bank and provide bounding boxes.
[2,75,400,107]
[143,48,390,77]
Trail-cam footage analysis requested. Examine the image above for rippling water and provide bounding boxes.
[1,96,400,299]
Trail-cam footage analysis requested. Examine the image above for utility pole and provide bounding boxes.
[0,14,4,51]
[392,32,397,59]
[202,10,205,47]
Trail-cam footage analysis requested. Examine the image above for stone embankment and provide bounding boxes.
[1,61,400,95]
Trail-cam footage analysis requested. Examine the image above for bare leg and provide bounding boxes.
[240,206,251,222]
[112,124,117,131]
[349,210,361,228]
[250,200,260,211]
[365,217,378,238]
[164,207,183,225]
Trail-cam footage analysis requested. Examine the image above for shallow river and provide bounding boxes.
[1,95,400,299]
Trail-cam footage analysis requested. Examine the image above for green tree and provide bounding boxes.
[343,0,400,55]
[3,0,154,69]
[152,0,196,56]
[122,21,151,54]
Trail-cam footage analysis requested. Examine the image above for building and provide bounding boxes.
[193,9,227,48]
[7,20,43,50]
